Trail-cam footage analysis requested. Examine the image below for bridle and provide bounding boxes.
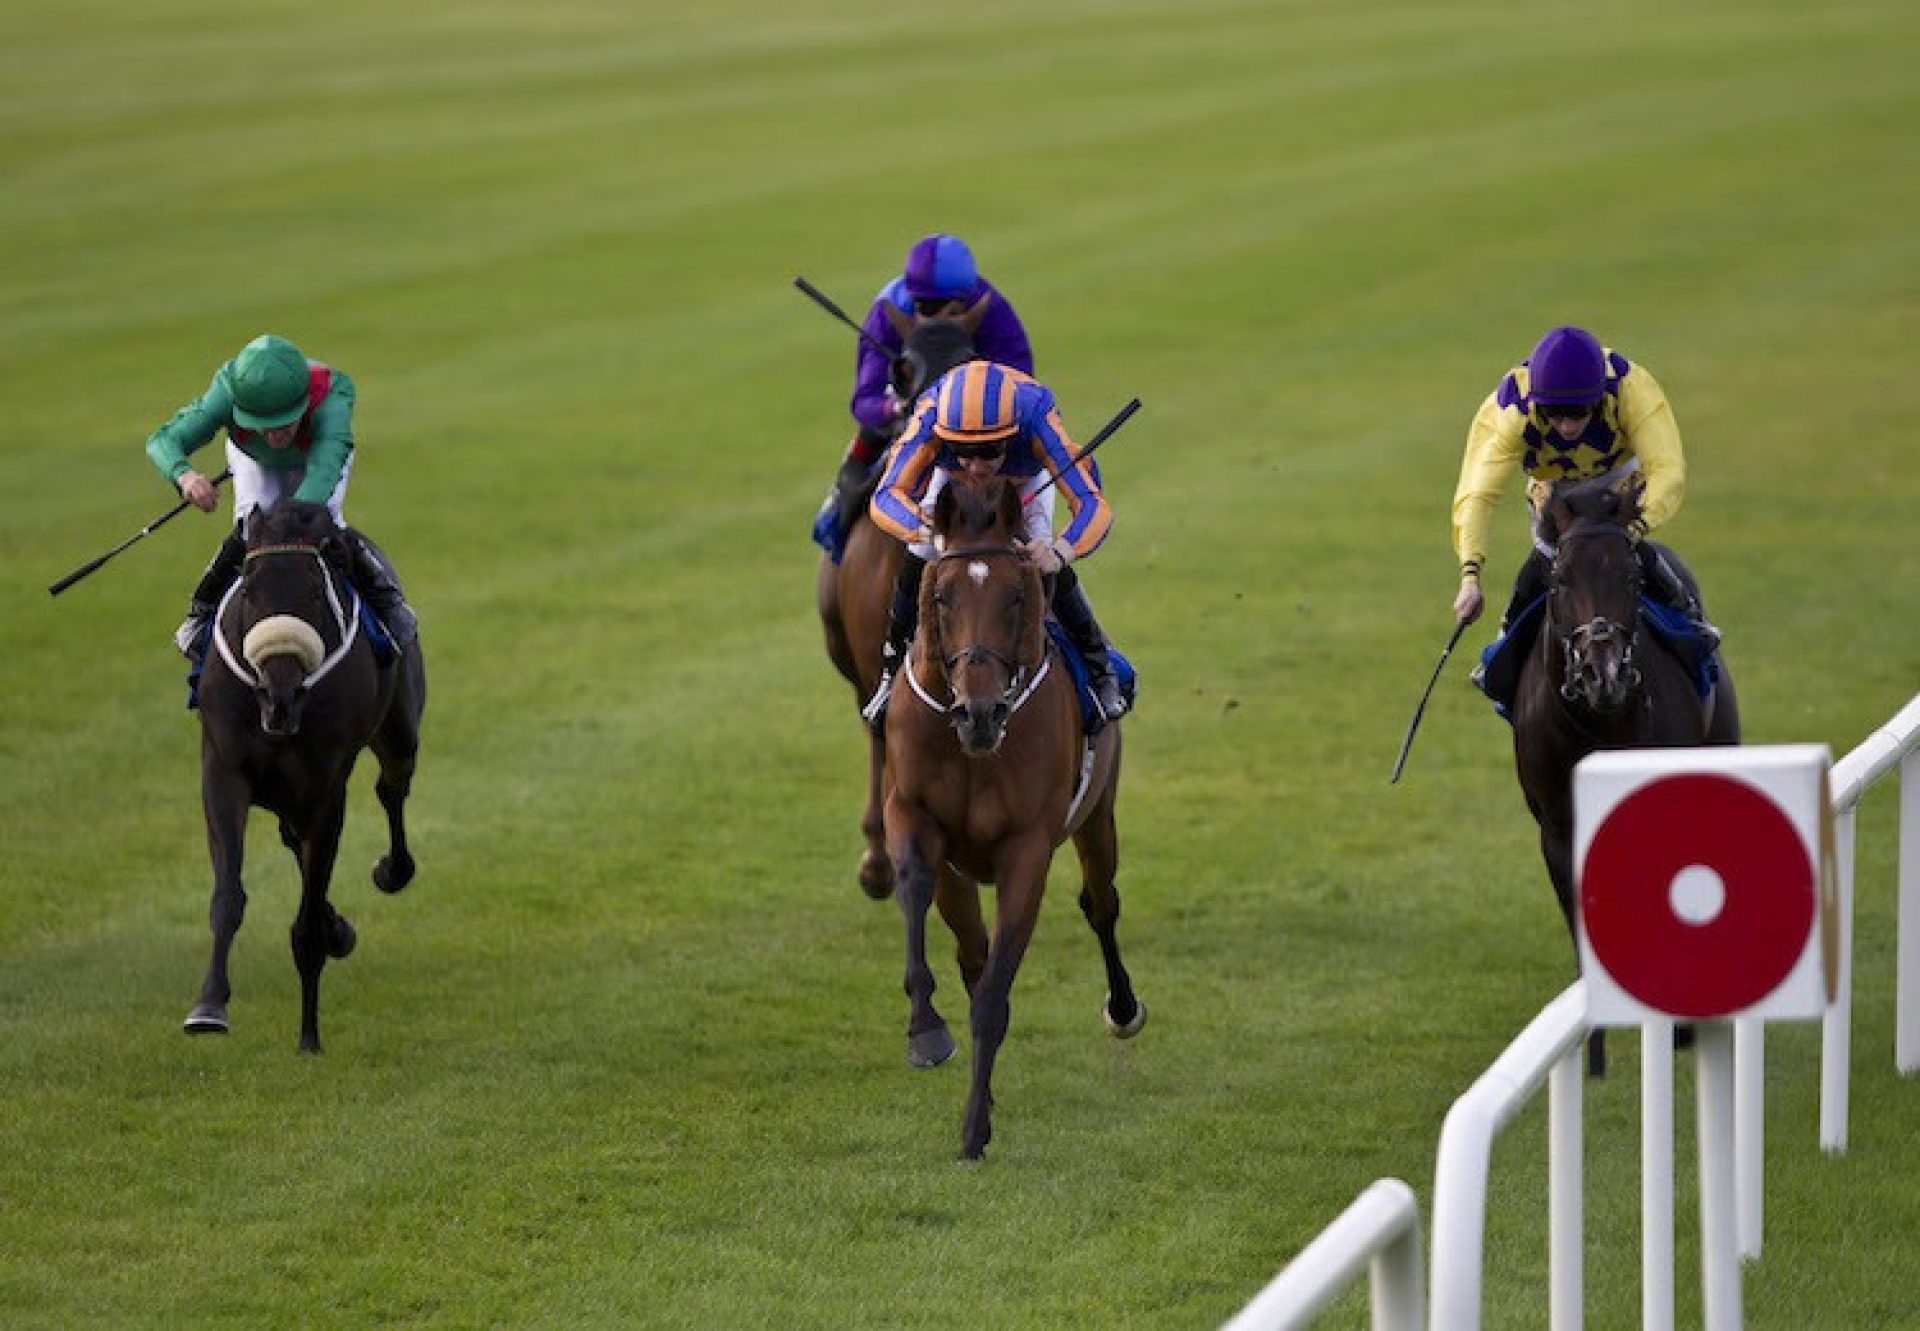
[1548,519,1643,710]
[905,544,1052,718]
[211,541,360,692]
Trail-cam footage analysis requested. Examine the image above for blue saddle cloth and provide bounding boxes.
[811,502,850,565]
[1474,593,1718,722]
[186,597,397,710]
[1045,620,1137,734]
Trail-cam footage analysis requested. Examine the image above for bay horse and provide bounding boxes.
[1513,476,1738,1074]
[815,303,985,899]
[186,500,426,1052]
[881,475,1145,1161]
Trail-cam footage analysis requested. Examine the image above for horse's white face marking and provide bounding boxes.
[967,560,989,585]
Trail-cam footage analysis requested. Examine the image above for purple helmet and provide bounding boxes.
[902,234,979,301]
[1527,326,1608,406]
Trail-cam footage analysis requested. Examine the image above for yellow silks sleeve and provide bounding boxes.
[1615,364,1685,533]
[1449,390,1527,576]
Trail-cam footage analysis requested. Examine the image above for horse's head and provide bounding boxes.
[1542,479,1645,714]
[235,502,349,737]
[922,476,1046,755]
[883,296,987,407]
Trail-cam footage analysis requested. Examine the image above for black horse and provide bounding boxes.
[817,307,984,898]
[185,501,426,1052]
[1513,477,1738,1074]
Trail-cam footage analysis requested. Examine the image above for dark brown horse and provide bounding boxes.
[816,305,985,899]
[1513,477,1737,1073]
[880,476,1145,1160]
[185,501,426,1051]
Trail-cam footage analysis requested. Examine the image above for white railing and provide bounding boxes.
[1224,692,1920,1328]
[1221,1179,1423,1331]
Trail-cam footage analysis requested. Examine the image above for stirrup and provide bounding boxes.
[174,608,213,660]
[1090,674,1127,721]
[861,671,895,729]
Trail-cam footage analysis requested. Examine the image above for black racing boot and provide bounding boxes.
[174,526,246,659]
[1640,543,1721,654]
[345,528,417,650]
[1053,566,1126,722]
[1470,550,1550,697]
[862,551,925,734]
[829,454,877,536]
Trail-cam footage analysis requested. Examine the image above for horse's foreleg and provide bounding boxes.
[857,730,893,900]
[187,761,250,1036]
[1536,818,1607,1076]
[934,865,987,996]
[290,796,351,1054]
[890,818,954,1070]
[960,838,1050,1162]
[370,657,423,894]
[1073,789,1145,1038]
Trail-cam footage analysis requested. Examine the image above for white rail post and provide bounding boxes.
[1549,1049,1583,1330]
[1734,1015,1764,1260]
[1696,1022,1743,1330]
[1220,1178,1423,1331]
[1642,1020,1674,1331]
[1898,749,1920,1075]
[1820,805,1857,1153]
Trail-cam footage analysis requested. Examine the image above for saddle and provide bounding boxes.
[1473,594,1719,722]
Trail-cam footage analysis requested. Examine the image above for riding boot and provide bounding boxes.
[174,526,246,659]
[1053,566,1126,721]
[1640,543,1721,653]
[861,551,925,733]
[1498,550,1552,633]
[345,528,417,649]
[829,454,876,535]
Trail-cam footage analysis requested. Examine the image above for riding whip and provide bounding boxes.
[1389,617,1471,784]
[793,276,899,361]
[48,469,232,597]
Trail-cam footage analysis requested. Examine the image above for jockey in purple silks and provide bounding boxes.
[813,234,1034,555]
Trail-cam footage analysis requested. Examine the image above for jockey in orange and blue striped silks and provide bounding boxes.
[863,359,1126,727]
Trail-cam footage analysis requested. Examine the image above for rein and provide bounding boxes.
[213,544,361,692]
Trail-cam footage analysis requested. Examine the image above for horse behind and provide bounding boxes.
[1513,477,1738,1074]
[881,475,1145,1161]
[187,500,427,1052]
[815,310,983,900]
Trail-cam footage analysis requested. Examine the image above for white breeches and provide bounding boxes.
[227,442,351,527]
[907,470,1056,562]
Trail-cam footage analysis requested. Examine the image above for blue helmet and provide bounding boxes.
[1527,326,1608,406]
[903,234,979,302]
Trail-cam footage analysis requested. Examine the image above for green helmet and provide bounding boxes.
[228,334,310,429]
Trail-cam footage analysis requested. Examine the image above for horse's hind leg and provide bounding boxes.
[186,762,250,1036]
[370,651,424,895]
[857,731,893,900]
[934,866,987,996]
[1074,786,1144,1038]
[290,796,353,1054]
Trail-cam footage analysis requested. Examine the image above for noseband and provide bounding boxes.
[1550,521,1643,707]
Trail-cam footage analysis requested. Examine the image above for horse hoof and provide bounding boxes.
[857,853,894,901]
[183,1004,229,1035]
[328,914,359,956]
[1104,996,1148,1039]
[907,1026,956,1069]
[373,854,414,895]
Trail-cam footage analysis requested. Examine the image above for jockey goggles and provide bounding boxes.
[1538,403,1596,421]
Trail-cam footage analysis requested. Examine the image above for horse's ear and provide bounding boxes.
[931,479,962,541]
[242,508,264,546]
[995,477,1023,536]
[959,294,990,334]
[882,301,913,341]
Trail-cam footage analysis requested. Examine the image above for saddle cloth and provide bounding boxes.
[1045,620,1137,734]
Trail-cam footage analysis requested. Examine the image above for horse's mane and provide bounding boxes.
[935,476,1020,547]
[1549,476,1643,533]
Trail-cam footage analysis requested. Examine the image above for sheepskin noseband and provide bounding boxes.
[243,614,326,675]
